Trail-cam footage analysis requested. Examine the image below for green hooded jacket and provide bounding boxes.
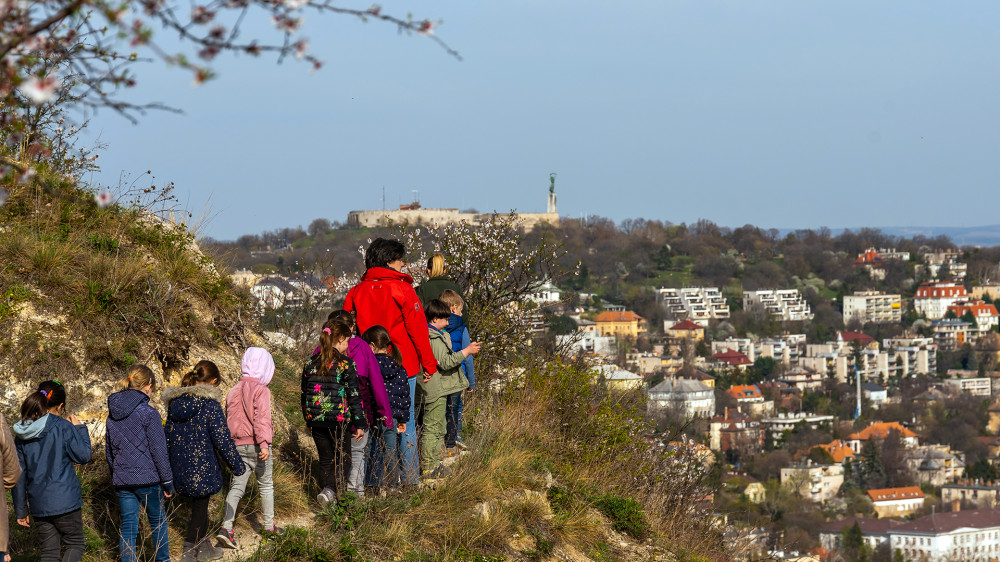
[417,326,469,403]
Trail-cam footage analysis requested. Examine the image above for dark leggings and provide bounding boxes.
[312,425,348,494]
[184,495,212,544]
[36,509,85,562]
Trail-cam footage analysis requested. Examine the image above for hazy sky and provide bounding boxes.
[84,1,1000,240]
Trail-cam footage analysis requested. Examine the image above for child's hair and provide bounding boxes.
[320,319,353,369]
[427,253,447,277]
[182,360,221,387]
[438,289,463,310]
[119,364,156,392]
[37,380,66,409]
[424,299,452,322]
[327,310,356,333]
[361,325,403,366]
[21,391,50,423]
[364,238,406,270]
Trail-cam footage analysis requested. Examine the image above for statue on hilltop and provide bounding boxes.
[549,172,557,194]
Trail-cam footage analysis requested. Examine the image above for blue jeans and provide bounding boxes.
[398,376,419,485]
[117,485,170,562]
[445,392,464,447]
[365,425,399,487]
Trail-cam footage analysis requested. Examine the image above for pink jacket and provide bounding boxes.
[227,348,274,447]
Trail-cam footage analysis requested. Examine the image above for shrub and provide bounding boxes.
[593,494,650,540]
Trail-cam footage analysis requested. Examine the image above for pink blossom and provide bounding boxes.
[18,75,60,105]
[95,190,114,208]
[367,4,381,15]
[293,39,308,60]
[190,6,214,24]
[417,20,435,35]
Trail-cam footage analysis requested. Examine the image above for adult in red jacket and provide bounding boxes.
[343,238,436,484]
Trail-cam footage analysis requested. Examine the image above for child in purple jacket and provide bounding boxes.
[328,311,394,496]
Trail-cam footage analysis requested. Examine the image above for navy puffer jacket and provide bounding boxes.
[163,385,246,497]
[105,389,174,494]
[375,353,411,424]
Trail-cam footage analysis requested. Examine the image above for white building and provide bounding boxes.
[943,371,992,397]
[931,319,973,351]
[867,486,925,518]
[819,518,903,553]
[780,461,844,502]
[656,287,730,326]
[888,508,1000,562]
[919,250,967,281]
[528,280,562,305]
[882,335,937,377]
[760,412,835,447]
[913,281,969,320]
[593,365,643,392]
[743,290,814,322]
[843,290,902,326]
[647,378,715,419]
[556,332,616,359]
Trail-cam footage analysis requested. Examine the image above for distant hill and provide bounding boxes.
[778,225,1000,247]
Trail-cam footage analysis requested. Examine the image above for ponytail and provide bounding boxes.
[37,380,66,410]
[361,325,402,366]
[427,253,447,277]
[20,391,49,423]
[182,360,221,387]
[119,364,156,392]
[320,319,352,369]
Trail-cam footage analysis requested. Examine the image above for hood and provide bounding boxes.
[428,326,449,343]
[360,266,414,285]
[241,347,275,386]
[446,314,465,332]
[108,389,151,421]
[13,413,50,441]
[162,385,223,423]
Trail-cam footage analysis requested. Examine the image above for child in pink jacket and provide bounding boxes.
[217,348,281,549]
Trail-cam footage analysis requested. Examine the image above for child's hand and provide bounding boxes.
[422,371,433,383]
[353,428,365,442]
[259,444,270,461]
[466,388,474,393]
[462,342,482,356]
[67,414,83,426]
[396,422,406,434]
[17,516,29,527]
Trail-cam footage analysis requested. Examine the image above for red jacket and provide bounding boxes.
[344,267,438,378]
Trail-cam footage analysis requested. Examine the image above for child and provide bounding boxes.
[439,290,475,450]
[106,365,174,562]
[302,319,367,505]
[0,411,21,562]
[217,347,281,549]
[163,361,247,562]
[417,299,481,478]
[361,325,410,490]
[327,310,394,497]
[12,382,92,562]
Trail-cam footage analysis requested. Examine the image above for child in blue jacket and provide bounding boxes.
[106,365,174,562]
[12,382,92,562]
[439,290,475,450]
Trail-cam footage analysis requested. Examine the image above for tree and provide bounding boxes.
[859,440,887,489]
[307,218,331,238]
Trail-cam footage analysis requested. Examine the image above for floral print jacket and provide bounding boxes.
[301,354,368,430]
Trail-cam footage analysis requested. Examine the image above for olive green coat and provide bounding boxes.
[417,327,469,403]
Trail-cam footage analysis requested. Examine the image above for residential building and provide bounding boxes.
[251,276,301,309]
[780,461,844,502]
[743,289,814,322]
[710,335,804,366]
[665,320,705,355]
[709,408,762,452]
[777,368,825,393]
[229,268,261,288]
[843,290,903,325]
[948,300,1000,332]
[944,370,992,397]
[593,365,643,392]
[905,445,966,487]
[879,248,911,261]
[887,508,1000,561]
[882,334,937,377]
[656,287,730,326]
[854,248,887,280]
[712,349,753,371]
[726,385,774,417]
[913,281,969,320]
[632,354,683,375]
[594,310,647,338]
[647,378,715,419]
[867,487,925,518]
[528,280,562,305]
[555,332,616,360]
[919,250,967,280]
[760,412,834,447]
[813,440,856,464]
[861,383,888,407]
[819,517,904,552]
[847,422,919,454]
[674,367,716,388]
[972,285,1000,301]
[941,481,1000,510]
[931,318,972,351]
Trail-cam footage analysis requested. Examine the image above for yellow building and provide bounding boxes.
[666,319,705,342]
[595,310,647,338]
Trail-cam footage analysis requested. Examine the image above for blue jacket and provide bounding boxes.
[374,353,411,424]
[105,389,174,494]
[11,414,92,518]
[163,385,246,497]
[447,314,475,390]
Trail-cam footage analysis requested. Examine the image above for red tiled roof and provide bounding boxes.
[726,385,763,400]
[815,440,856,463]
[595,311,644,323]
[669,319,703,332]
[948,301,999,318]
[914,282,968,299]
[849,422,918,441]
[839,331,874,346]
[855,248,885,266]
[866,486,923,503]
[712,349,752,365]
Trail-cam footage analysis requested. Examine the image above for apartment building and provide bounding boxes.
[656,287,730,326]
[843,290,903,325]
[931,319,972,351]
[780,461,844,502]
[882,334,937,377]
[948,300,1000,332]
[888,508,1000,562]
[941,481,1000,510]
[867,487,925,518]
[913,281,969,320]
[743,289,814,321]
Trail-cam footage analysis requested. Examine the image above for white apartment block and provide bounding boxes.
[780,461,844,503]
[843,291,902,326]
[883,335,937,377]
[943,374,992,397]
[913,281,968,320]
[743,289,814,322]
[920,250,968,280]
[888,508,1000,562]
[656,287,730,326]
[761,412,835,447]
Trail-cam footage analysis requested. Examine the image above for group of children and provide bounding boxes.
[1,289,477,562]
[302,288,478,501]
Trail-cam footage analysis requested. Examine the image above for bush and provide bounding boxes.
[593,494,650,540]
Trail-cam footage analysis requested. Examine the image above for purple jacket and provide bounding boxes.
[347,337,394,429]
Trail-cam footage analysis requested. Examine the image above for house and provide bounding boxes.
[887,508,1000,561]
[593,365,643,392]
[913,281,969,320]
[760,412,835,447]
[777,368,825,393]
[556,331,616,360]
[813,440,856,464]
[854,248,887,280]
[931,318,972,351]
[819,517,905,552]
[709,408,762,452]
[843,290,902,326]
[712,349,753,370]
[780,461,844,502]
[919,250,967,281]
[948,300,1000,332]
[866,486,925,518]
[229,268,261,288]
[972,285,1000,302]
[647,378,715,419]
[528,280,562,305]
[847,422,919,454]
[632,354,683,375]
[861,382,888,407]
[723,473,766,504]
[742,289,814,321]
[674,367,716,388]
[656,287,730,326]
[665,320,705,355]
[251,276,300,309]
[724,384,774,417]
[944,370,992,397]
[941,480,1000,510]
[594,310,647,338]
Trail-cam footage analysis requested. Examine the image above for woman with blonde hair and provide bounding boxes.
[414,253,465,306]
[105,364,174,562]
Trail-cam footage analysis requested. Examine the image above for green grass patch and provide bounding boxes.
[593,494,650,540]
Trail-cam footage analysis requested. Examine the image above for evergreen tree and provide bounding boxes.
[859,440,887,489]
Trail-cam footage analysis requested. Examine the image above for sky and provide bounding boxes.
[83,1,1000,241]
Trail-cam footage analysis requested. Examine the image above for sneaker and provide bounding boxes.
[455,439,469,451]
[262,525,284,537]
[180,542,197,562]
[317,487,336,506]
[196,539,224,561]
[215,527,237,549]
